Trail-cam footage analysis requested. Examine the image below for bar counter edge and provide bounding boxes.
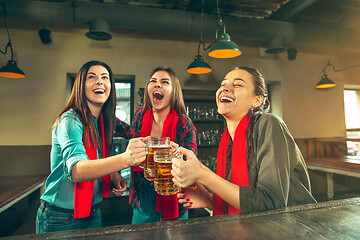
[3,197,360,240]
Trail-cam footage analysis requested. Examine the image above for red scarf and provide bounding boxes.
[134,109,180,220]
[213,114,250,216]
[74,114,110,218]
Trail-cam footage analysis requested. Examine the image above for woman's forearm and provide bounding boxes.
[71,153,130,182]
[198,165,241,210]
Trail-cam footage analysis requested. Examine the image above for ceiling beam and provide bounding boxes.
[268,0,318,20]
[186,0,216,13]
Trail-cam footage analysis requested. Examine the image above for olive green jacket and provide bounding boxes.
[240,113,316,212]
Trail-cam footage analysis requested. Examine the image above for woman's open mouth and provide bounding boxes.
[93,88,105,95]
[153,91,164,103]
[219,96,234,103]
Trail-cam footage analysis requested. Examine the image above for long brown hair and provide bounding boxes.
[53,61,116,150]
[143,67,188,119]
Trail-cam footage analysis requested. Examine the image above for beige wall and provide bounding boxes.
[1,23,359,146]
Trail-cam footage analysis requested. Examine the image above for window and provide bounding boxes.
[344,90,360,137]
[344,89,360,157]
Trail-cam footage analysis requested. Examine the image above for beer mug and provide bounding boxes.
[154,150,180,195]
[144,137,170,181]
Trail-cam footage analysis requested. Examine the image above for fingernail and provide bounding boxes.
[189,202,193,205]
[183,194,186,197]
[186,198,190,201]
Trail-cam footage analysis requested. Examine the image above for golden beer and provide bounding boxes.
[144,146,170,181]
[154,150,179,195]
[144,137,170,181]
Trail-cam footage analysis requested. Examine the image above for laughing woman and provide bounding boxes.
[172,67,316,215]
[36,61,147,233]
[129,66,197,224]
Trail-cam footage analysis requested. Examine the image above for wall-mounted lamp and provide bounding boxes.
[187,0,241,74]
[0,2,25,78]
[316,61,360,89]
[85,18,112,41]
[38,28,52,44]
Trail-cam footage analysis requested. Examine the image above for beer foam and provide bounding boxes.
[149,145,170,148]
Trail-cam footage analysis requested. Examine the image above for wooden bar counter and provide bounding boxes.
[0,175,47,213]
[3,197,360,239]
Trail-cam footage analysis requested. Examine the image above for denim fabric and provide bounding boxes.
[132,207,188,224]
[132,183,188,225]
[36,201,102,233]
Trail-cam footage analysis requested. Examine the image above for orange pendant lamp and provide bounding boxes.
[0,3,25,79]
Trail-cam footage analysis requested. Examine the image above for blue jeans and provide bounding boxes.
[132,205,188,224]
[131,177,188,224]
[36,201,102,233]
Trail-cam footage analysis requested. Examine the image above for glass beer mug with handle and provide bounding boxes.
[154,149,180,195]
[144,137,171,181]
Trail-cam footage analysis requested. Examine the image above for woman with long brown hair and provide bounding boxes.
[172,66,316,215]
[129,66,197,224]
[36,61,147,233]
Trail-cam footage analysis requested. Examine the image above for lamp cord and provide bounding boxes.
[199,0,222,52]
[324,61,360,75]
[0,1,13,60]
[197,0,205,55]
[196,0,226,53]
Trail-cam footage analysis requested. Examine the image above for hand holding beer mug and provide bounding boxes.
[154,149,180,196]
[144,137,170,181]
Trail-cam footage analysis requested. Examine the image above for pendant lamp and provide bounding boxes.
[316,74,336,89]
[0,59,25,78]
[316,60,360,89]
[208,32,241,58]
[0,2,25,78]
[208,0,241,59]
[187,0,212,74]
[187,54,212,74]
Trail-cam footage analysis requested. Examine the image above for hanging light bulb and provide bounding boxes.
[316,74,336,89]
[186,0,212,74]
[0,59,25,78]
[316,60,360,89]
[208,0,241,59]
[0,2,25,79]
[187,54,212,74]
[208,31,242,58]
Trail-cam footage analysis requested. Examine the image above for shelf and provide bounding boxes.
[183,89,217,101]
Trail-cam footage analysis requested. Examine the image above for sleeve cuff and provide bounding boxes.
[65,154,88,181]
